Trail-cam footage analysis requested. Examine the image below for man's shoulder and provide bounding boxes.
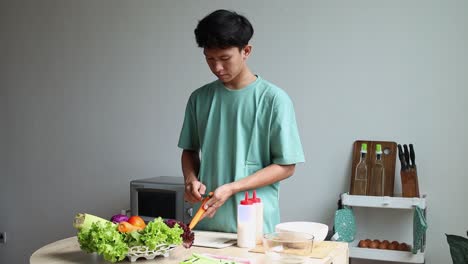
[189,80,218,100]
[257,76,291,101]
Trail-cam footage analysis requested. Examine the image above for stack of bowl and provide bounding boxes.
[262,222,329,263]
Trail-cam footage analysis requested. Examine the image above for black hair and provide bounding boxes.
[194,9,254,49]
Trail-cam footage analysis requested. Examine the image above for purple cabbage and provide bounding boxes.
[110,214,129,224]
[164,219,195,248]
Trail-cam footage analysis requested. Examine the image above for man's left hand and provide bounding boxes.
[200,183,234,219]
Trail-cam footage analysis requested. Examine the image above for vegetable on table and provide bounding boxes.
[118,221,143,233]
[77,218,128,263]
[188,192,214,230]
[73,213,114,231]
[74,213,192,263]
[136,217,183,249]
[128,215,146,229]
[110,214,129,224]
[164,219,195,248]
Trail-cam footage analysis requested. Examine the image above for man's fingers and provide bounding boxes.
[202,206,217,219]
[205,198,221,209]
[199,184,207,196]
[184,194,198,203]
[192,191,202,200]
[188,182,203,200]
[207,207,217,218]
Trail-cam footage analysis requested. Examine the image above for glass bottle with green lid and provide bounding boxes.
[370,144,385,196]
[353,143,368,195]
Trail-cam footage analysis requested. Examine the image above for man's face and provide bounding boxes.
[203,46,250,85]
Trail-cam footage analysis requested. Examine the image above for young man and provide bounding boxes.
[178,9,304,233]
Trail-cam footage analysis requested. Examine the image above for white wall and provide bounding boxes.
[1,1,467,263]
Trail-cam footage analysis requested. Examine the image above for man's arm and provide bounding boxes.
[202,163,295,218]
[181,149,206,202]
[229,163,295,194]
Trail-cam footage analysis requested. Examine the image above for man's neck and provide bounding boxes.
[224,68,257,90]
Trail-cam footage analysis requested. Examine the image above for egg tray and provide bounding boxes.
[357,239,411,251]
[126,244,177,262]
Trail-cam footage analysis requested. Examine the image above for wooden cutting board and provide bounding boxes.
[192,231,237,248]
[349,140,397,196]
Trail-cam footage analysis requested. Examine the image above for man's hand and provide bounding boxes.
[200,183,234,220]
[184,179,207,203]
[181,149,204,203]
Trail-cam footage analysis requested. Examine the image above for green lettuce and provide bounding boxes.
[77,221,128,263]
[76,216,184,263]
[125,217,183,249]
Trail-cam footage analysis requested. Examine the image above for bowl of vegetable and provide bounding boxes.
[73,213,194,263]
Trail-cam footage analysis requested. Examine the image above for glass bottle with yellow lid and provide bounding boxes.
[353,143,368,195]
[370,144,385,196]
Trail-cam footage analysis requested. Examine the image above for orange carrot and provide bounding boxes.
[188,192,213,230]
[118,221,142,233]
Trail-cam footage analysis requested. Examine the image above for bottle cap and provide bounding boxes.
[376,144,383,154]
[250,190,261,203]
[361,143,368,153]
[240,191,253,205]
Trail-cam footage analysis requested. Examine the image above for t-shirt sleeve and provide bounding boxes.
[270,92,305,165]
[178,96,200,151]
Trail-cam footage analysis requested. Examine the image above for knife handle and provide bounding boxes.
[398,144,407,169]
[409,144,416,168]
[403,144,410,166]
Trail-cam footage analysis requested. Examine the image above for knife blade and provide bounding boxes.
[409,144,416,169]
[398,144,408,170]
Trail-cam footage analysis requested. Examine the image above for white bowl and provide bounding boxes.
[275,222,329,242]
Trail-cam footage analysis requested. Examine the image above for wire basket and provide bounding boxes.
[127,244,177,262]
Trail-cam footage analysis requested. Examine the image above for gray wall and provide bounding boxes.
[1,1,467,263]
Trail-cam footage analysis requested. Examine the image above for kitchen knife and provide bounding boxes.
[399,143,420,197]
[409,144,416,169]
[398,144,408,170]
[403,144,411,168]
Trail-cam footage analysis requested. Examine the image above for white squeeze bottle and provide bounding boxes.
[237,191,256,248]
[251,190,263,245]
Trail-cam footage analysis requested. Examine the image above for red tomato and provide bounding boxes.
[128,216,146,229]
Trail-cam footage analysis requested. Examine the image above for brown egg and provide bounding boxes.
[365,239,372,244]
[378,242,388,250]
[391,241,399,247]
[358,240,369,248]
[381,240,390,247]
[388,242,398,250]
[398,242,409,251]
[369,240,380,249]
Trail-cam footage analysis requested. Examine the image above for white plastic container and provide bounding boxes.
[237,191,256,248]
[251,190,263,245]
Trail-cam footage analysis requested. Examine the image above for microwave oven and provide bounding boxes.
[130,176,193,223]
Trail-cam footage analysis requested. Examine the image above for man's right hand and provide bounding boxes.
[184,179,207,203]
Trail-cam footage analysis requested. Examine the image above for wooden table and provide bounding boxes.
[30,237,348,264]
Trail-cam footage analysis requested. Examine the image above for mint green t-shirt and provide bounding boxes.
[178,76,305,233]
